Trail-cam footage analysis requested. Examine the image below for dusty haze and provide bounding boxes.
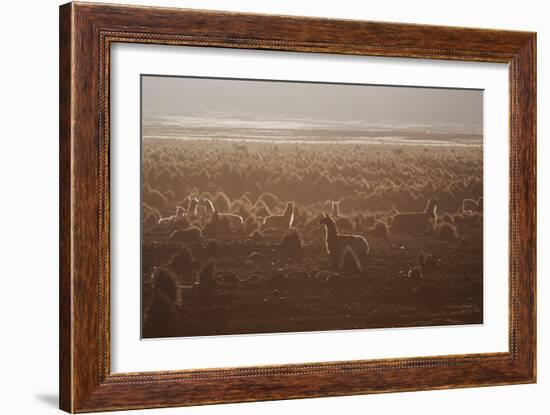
[142,75,482,128]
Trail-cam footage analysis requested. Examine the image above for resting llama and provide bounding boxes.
[262,201,294,231]
[462,197,483,214]
[319,213,369,263]
[201,197,244,227]
[391,198,438,234]
[157,206,185,226]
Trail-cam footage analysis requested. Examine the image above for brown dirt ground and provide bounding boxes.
[142,224,483,338]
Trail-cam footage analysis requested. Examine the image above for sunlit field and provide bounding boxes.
[141,130,483,338]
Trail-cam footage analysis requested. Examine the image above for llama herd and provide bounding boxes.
[140,137,485,336]
[144,193,481,273]
[143,193,483,337]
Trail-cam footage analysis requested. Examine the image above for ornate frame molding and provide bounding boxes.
[60,2,536,412]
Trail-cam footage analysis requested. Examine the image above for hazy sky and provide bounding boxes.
[142,75,482,126]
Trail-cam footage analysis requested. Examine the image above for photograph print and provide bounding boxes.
[141,75,483,339]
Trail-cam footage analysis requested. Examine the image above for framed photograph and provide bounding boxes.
[59,2,536,412]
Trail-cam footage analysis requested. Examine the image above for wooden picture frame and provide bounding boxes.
[59,2,536,412]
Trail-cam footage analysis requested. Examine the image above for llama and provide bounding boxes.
[166,245,194,276]
[433,221,460,240]
[181,196,202,227]
[408,265,423,281]
[201,198,244,228]
[157,206,185,226]
[407,251,436,280]
[181,197,191,212]
[340,246,362,273]
[197,262,216,292]
[463,197,483,214]
[142,210,158,231]
[142,203,161,231]
[144,268,178,337]
[331,200,354,232]
[319,213,369,264]
[262,201,294,231]
[331,200,340,217]
[417,251,437,276]
[391,198,438,234]
[169,226,202,243]
[278,229,303,260]
[186,197,199,216]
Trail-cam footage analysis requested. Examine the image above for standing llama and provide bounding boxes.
[331,200,354,232]
[187,197,199,216]
[319,213,369,265]
[201,197,244,228]
[262,201,294,231]
[144,267,178,337]
[462,197,483,214]
[391,198,438,235]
